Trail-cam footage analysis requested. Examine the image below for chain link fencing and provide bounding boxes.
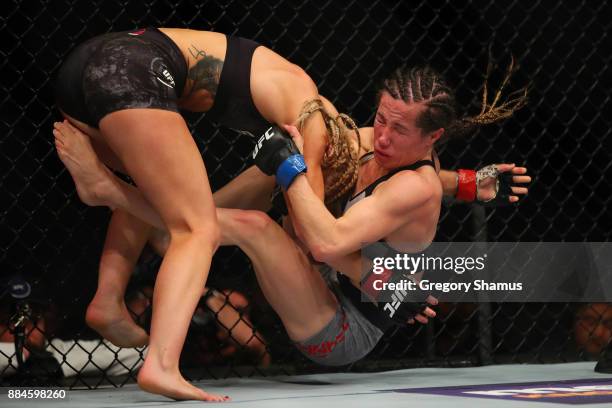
[1,0,611,387]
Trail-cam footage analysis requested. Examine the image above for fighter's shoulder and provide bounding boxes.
[253,51,316,94]
[251,64,317,124]
[159,28,226,51]
[376,169,437,207]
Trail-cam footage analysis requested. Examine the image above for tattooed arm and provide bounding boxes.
[187,45,223,97]
[178,44,224,111]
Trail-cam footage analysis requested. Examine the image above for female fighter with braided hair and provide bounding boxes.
[236,64,530,366]
[53,25,528,400]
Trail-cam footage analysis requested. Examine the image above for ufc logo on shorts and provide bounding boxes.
[383,288,408,318]
[252,127,275,159]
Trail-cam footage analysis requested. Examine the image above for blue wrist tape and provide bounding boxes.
[276,154,307,190]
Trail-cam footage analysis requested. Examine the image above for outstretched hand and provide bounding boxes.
[477,163,531,204]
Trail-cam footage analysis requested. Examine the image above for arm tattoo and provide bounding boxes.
[186,45,223,98]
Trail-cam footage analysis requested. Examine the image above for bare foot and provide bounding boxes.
[86,297,149,348]
[138,358,230,401]
[53,120,115,207]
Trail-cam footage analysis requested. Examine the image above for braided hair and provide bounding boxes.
[380,56,528,140]
[296,99,361,209]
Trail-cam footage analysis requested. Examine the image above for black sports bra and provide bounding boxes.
[345,151,435,209]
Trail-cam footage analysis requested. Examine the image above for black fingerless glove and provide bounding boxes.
[476,164,516,207]
[362,269,429,325]
[252,126,307,189]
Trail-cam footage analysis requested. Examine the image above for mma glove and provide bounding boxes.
[362,268,430,325]
[456,164,516,206]
[252,126,307,190]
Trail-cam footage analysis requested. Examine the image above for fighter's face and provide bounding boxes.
[373,92,440,169]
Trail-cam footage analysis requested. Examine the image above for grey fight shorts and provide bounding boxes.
[294,269,384,366]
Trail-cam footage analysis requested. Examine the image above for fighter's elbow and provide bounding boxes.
[310,244,330,263]
[310,241,342,264]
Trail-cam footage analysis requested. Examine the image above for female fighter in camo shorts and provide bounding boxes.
[53,26,529,400]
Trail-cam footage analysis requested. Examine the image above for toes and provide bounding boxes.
[53,125,69,142]
[54,121,66,132]
[203,392,227,402]
[64,120,79,132]
[53,129,64,142]
[53,127,64,141]
[55,121,75,137]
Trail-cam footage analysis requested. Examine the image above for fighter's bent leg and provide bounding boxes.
[219,209,338,341]
[60,112,127,173]
[54,120,275,227]
[53,120,166,228]
[53,120,119,208]
[99,109,225,402]
[86,209,151,348]
[213,165,275,211]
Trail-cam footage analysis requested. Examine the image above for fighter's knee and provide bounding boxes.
[196,222,221,252]
[170,219,221,252]
[231,210,275,237]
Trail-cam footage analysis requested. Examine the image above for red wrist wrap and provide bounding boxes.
[456,169,477,202]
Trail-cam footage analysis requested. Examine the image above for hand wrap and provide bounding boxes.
[456,165,516,206]
[475,164,515,206]
[456,169,477,201]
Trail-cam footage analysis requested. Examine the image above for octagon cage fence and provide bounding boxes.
[1,0,611,389]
